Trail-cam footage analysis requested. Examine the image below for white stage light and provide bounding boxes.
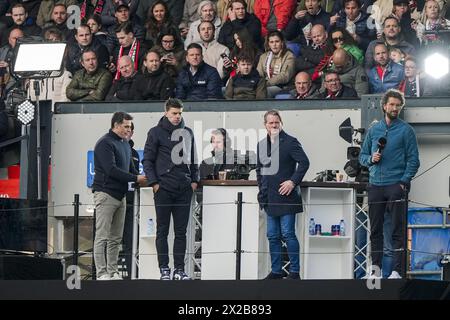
[424,52,449,79]
[13,42,66,77]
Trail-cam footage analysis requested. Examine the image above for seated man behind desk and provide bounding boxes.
[200,128,236,180]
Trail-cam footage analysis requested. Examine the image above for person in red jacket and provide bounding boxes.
[254,0,297,37]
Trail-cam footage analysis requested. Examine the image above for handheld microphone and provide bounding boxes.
[376,137,387,153]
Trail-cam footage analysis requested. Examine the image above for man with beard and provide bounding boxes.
[0,4,41,46]
[359,89,419,279]
[368,43,404,93]
[365,16,415,71]
[197,21,229,79]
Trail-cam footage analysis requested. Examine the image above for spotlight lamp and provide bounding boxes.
[424,52,449,79]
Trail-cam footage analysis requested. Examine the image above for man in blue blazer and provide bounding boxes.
[256,110,310,280]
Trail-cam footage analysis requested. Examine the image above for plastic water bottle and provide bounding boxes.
[309,218,316,235]
[147,218,155,236]
[339,219,345,236]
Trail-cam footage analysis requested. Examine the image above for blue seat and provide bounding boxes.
[274,93,292,99]
[287,42,301,57]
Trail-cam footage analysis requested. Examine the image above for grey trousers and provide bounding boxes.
[93,191,126,277]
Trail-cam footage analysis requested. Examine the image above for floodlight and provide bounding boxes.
[17,100,35,125]
[424,52,449,79]
[12,42,67,79]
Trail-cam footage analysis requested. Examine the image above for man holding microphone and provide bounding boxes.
[359,89,420,279]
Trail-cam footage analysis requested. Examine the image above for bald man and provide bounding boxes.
[330,48,368,97]
[288,71,319,99]
[106,56,139,101]
[0,28,24,96]
[295,24,327,74]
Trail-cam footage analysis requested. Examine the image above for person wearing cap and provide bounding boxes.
[101,0,139,28]
[106,1,145,53]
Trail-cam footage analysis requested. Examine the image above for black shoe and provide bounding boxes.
[264,272,284,280]
[285,272,300,280]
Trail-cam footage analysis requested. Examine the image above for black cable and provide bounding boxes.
[412,153,450,181]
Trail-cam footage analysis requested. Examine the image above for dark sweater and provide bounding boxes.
[92,129,138,200]
[143,117,199,193]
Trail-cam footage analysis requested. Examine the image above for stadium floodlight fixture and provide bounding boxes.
[17,100,35,125]
[424,52,449,79]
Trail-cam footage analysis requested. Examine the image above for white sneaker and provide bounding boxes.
[97,274,111,281]
[388,271,402,279]
[110,273,123,280]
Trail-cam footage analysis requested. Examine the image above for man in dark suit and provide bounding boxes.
[256,109,310,280]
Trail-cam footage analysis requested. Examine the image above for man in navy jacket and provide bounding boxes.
[92,111,147,280]
[257,109,310,280]
[176,43,223,100]
[143,98,199,280]
[360,89,419,279]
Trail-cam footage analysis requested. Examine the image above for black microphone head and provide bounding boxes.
[377,137,387,150]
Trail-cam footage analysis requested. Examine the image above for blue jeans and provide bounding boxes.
[266,214,300,274]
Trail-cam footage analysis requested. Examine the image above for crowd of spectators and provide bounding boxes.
[0,0,449,106]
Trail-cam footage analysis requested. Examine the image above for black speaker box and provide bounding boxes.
[0,255,63,280]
